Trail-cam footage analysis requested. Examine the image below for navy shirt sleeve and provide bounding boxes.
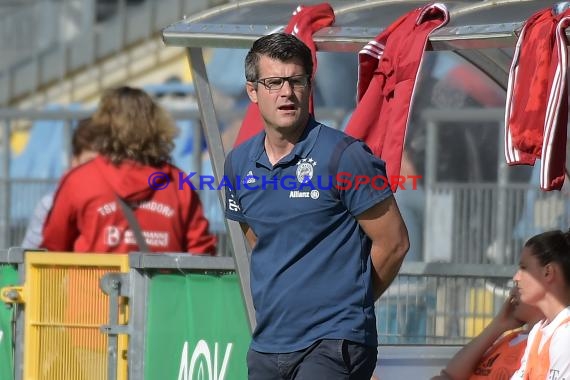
[223,151,246,223]
[336,140,393,216]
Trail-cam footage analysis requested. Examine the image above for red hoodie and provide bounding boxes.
[41,155,216,254]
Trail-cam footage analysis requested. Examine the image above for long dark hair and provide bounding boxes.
[525,229,570,286]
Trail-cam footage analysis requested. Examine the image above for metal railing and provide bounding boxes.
[377,262,517,345]
[1,250,130,380]
[421,108,570,266]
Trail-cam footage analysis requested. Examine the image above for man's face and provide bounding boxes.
[246,55,311,133]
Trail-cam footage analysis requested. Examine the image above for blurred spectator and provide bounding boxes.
[41,86,216,254]
[21,117,100,249]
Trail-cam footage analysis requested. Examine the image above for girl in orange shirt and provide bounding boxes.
[511,229,570,380]
[432,288,543,380]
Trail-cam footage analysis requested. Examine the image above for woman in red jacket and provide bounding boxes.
[41,86,216,254]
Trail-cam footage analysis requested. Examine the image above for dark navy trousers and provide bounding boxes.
[247,339,377,380]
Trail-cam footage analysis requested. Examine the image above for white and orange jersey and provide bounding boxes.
[511,307,570,380]
[468,328,528,380]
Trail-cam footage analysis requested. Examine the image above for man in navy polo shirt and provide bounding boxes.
[224,33,410,380]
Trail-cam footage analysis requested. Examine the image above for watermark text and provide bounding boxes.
[148,172,421,192]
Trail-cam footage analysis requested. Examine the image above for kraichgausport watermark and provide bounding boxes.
[148,171,422,192]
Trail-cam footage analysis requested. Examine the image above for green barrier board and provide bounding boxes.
[0,265,18,380]
[145,272,250,380]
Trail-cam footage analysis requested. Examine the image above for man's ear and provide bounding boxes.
[246,82,258,104]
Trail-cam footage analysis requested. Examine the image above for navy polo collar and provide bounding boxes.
[249,117,321,166]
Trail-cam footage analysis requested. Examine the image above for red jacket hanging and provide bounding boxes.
[233,3,335,146]
[344,3,449,187]
[505,7,570,191]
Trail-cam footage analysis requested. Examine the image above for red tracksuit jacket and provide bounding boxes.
[233,2,335,146]
[344,3,449,185]
[41,155,216,254]
[505,7,570,191]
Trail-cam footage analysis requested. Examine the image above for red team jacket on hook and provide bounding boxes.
[505,7,570,191]
[233,3,335,146]
[344,3,449,188]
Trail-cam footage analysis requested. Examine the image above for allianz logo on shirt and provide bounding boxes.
[289,190,320,199]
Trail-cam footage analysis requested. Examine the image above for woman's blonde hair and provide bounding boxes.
[92,86,178,166]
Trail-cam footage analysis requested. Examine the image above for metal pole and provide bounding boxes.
[422,120,438,262]
[126,267,148,380]
[495,122,508,263]
[100,273,130,380]
[187,47,256,332]
[1,120,11,248]
[192,121,202,177]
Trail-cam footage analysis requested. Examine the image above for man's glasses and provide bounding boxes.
[255,75,310,91]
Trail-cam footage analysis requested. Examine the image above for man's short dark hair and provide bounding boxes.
[245,33,313,83]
